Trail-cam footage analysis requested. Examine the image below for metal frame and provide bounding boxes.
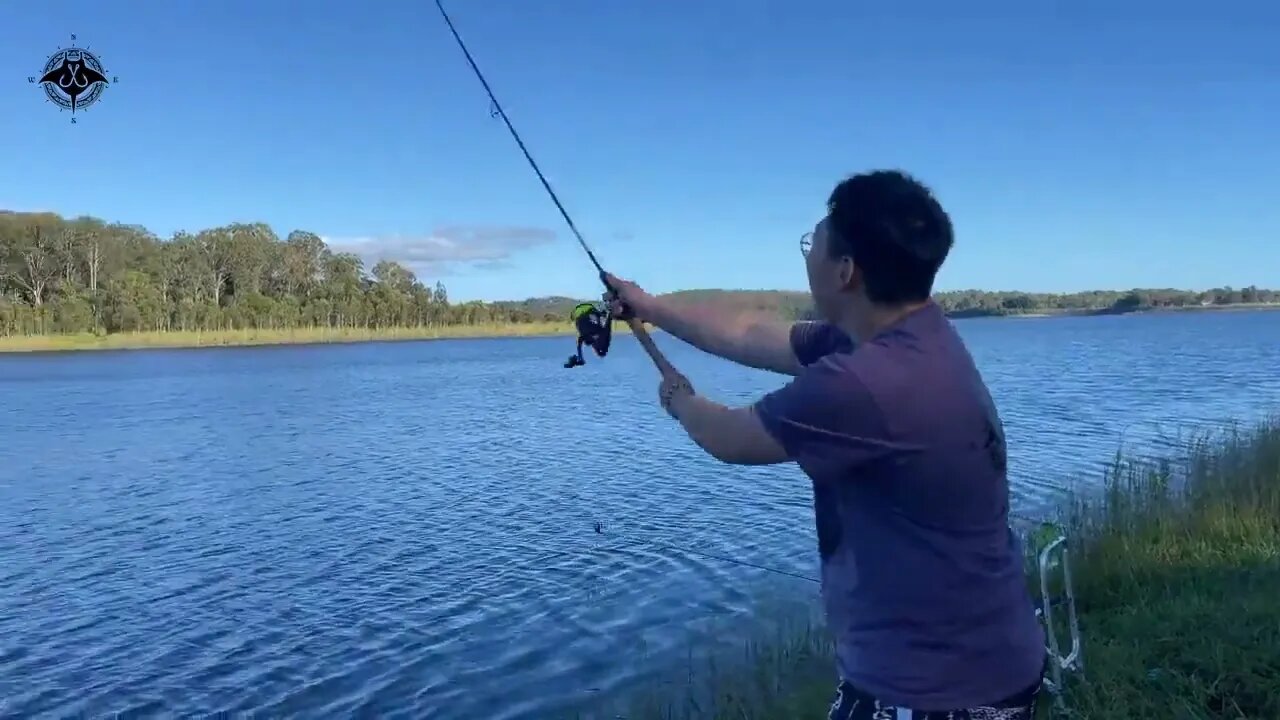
[1034,533,1083,710]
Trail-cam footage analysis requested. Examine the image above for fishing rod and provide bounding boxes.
[433,0,675,377]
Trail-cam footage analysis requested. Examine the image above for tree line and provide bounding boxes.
[2,210,1275,337]
[0,210,578,337]
[934,286,1278,316]
[658,285,1279,320]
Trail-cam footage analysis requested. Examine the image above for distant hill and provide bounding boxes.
[489,289,815,323]
[660,289,816,320]
[488,296,585,321]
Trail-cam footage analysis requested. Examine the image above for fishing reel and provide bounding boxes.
[564,302,613,368]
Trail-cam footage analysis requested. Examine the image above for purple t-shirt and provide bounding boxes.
[753,301,1045,710]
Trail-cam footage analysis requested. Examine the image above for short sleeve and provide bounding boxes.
[789,322,854,367]
[752,359,900,479]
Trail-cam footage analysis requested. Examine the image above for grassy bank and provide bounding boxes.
[0,320,660,353]
[602,416,1280,719]
[0,322,590,353]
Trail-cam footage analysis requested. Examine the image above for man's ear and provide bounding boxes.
[838,257,860,291]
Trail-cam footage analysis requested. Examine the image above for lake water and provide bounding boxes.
[2,310,1278,719]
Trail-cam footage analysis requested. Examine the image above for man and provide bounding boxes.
[606,170,1046,719]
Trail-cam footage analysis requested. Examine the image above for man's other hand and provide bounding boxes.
[658,371,695,418]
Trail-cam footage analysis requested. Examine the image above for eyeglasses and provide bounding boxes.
[800,231,813,257]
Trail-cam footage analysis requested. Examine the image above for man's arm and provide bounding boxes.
[667,391,790,465]
[647,297,802,376]
[660,350,888,471]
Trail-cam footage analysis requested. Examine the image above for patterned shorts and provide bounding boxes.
[826,675,1041,720]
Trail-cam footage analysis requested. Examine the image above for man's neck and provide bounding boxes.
[840,298,933,343]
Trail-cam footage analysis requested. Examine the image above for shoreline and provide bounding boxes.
[3,302,1278,355]
[0,323,582,354]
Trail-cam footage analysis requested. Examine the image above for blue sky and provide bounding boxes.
[2,1,1277,302]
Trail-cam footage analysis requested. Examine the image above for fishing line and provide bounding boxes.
[433,1,762,584]
[592,521,821,585]
[594,511,1056,587]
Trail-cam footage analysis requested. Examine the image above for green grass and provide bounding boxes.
[0,322,630,352]
[1056,419,1280,719]
[585,416,1280,720]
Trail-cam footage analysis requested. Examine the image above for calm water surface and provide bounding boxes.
[2,310,1278,719]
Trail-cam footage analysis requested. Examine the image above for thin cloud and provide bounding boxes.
[323,225,556,278]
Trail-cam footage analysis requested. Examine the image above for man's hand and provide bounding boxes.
[657,371,695,419]
[603,273,804,376]
[603,273,658,322]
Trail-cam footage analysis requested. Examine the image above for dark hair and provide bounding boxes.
[825,169,953,305]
